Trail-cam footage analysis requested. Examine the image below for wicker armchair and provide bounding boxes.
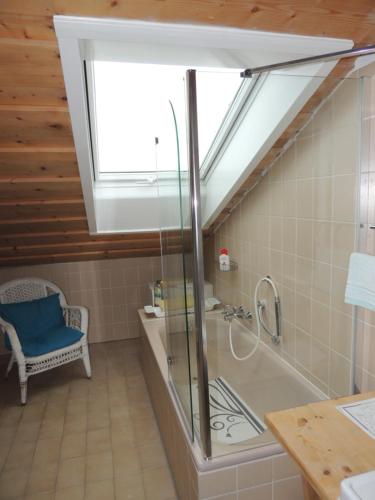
[0,278,91,404]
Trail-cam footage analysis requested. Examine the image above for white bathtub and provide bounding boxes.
[203,312,325,457]
[140,309,325,469]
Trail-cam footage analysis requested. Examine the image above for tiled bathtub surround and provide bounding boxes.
[206,77,362,398]
[0,256,161,352]
[140,312,304,500]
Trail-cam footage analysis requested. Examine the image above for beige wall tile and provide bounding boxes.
[313,177,332,221]
[332,174,357,223]
[311,339,329,386]
[283,180,297,217]
[311,261,331,304]
[238,483,272,500]
[0,256,157,344]
[237,458,272,489]
[296,220,313,259]
[198,467,236,497]
[332,267,353,315]
[295,257,312,296]
[330,351,351,396]
[296,136,314,179]
[295,294,311,333]
[312,221,332,264]
[296,179,313,219]
[331,310,353,359]
[295,328,311,370]
[332,223,356,269]
[311,300,330,346]
[273,476,303,500]
[272,454,300,480]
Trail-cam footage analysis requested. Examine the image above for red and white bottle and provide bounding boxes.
[219,248,230,271]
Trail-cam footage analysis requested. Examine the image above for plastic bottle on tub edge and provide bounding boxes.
[219,248,230,271]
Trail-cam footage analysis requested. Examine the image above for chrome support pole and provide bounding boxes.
[241,44,375,78]
[186,69,212,459]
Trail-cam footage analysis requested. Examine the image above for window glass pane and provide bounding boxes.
[196,70,242,164]
[93,61,187,174]
[91,61,241,176]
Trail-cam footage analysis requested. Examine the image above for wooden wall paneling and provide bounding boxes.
[0,1,53,16]
[0,180,82,200]
[0,248,163,267]
[0,218,89,234]
[0,0,374,265]
[0,151,78,178]
[0,0,371,42]
[0,199,85,220]
[0,14,56,41]
[0,86,67,106]
[1,1,374,41]
[0,107,72,147]
[0,237,181,258]
[0,231,165,247]
[0,39,64,87]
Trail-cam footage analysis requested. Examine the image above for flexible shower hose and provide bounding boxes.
[229,276,279,361]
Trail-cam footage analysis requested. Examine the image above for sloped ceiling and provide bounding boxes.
[0,1,374,266]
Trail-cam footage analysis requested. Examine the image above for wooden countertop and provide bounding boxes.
[265,391,375,500]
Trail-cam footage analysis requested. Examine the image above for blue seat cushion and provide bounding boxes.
[20,326,84,357]
[0,293,66,351]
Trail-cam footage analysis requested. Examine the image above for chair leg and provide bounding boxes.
[82,344,92,378]
[5,353,15,379]
[18,363,28,405]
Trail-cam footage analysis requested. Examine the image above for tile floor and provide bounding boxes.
[0,340,177,500]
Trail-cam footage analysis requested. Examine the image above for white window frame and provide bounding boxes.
[86,58,256,184]
[54,15,352,234]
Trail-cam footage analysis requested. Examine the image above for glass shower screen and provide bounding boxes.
[158,70,212,458]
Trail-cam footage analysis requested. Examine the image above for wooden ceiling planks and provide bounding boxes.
[0,1,374,266]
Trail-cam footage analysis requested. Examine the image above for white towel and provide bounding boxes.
[345,252,375,311]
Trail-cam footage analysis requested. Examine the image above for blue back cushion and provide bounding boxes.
[0,293,65,350]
